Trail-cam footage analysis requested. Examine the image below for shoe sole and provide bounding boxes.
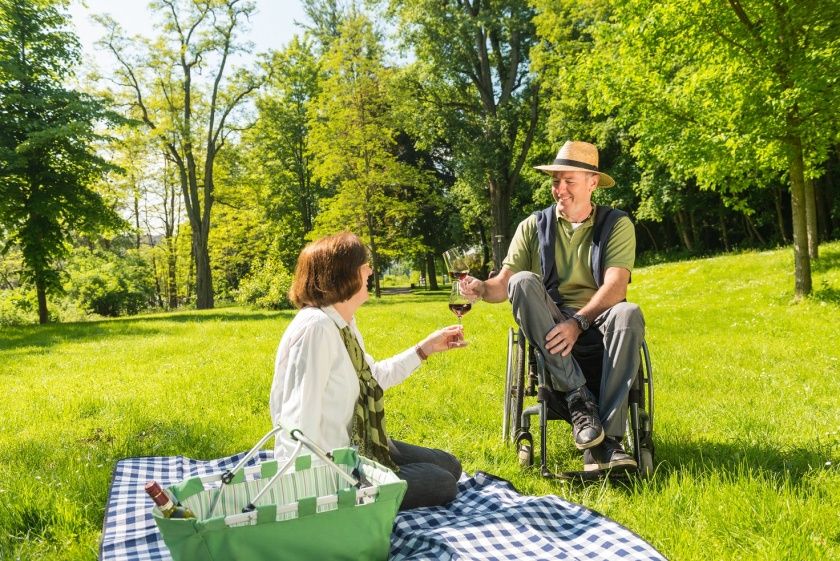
[583,458,638,472]
[574,429,605,450]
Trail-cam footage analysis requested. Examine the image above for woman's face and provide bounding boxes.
[353,261,373,305]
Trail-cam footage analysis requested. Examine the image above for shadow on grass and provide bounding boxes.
[810,245,840,305]
[812,244,840,273]
[649,433,835,488]
[0,309,296,352]
[532,426,834,493]
[812,284,840,305]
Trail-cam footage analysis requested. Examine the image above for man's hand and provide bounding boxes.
[460,268,513,303]
[545,318,582,356]
[459,276,485,301]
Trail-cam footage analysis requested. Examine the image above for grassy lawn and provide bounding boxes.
[2,241,839,560]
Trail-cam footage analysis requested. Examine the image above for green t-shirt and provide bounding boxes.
[502,205,636,309]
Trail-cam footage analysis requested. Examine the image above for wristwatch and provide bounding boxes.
[571,313,590,331]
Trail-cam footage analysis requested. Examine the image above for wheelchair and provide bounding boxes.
[502,325,655,478]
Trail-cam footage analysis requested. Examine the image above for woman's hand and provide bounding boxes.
[417,325,467,357]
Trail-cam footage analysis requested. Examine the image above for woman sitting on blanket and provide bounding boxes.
[270,232,466,510]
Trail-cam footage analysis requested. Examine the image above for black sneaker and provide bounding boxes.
[565,385,604,450]
[583,437,638,472]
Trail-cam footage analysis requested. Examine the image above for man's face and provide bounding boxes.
[551,171,598,209]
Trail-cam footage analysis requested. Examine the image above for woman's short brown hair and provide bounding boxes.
[289,232,370,308]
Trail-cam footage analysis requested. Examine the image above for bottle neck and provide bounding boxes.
[145,482,175,509]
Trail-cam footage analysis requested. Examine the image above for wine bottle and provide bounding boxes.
[144,480,196,519]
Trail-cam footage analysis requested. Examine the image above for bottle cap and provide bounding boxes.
[144,480,173,508]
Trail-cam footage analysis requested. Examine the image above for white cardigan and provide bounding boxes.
[269,305,421,460]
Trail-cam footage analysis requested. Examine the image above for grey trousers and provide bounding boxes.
[388,439,461,510]
[508,271,645,438]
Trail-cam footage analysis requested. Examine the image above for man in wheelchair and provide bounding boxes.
[461,140,645,472]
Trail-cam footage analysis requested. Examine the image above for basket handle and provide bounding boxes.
[206,425,361,518]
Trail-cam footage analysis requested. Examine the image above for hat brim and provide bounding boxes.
[534,164,615,188]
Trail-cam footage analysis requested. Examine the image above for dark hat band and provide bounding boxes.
[551,158,599,172]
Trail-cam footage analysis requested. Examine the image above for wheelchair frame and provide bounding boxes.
[502,327,655,478]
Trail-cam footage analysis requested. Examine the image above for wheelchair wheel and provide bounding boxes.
[502,328,514,440]
[502,327,526,443]
[625,344,655,478]
[515,432,534,467]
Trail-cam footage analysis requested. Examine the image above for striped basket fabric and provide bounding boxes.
[151,429,407,561]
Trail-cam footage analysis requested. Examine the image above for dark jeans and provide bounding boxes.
[388,439,461,510]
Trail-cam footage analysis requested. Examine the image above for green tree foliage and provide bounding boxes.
[63,245,155,317]
[390,0,540,266]
[209,144,271,300]
[528,1,643,222]
[389,129,461,289]
[566,0,839,297]
[308,13,425,297]
[100,0,264,309]
[235,255,294,309]
[246,36,328,271]
[0,0,123,324]
[300,0,348,54]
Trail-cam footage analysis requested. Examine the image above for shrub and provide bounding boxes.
[0,288,38,326]
[64,247,156,317]
[236,257,294,310]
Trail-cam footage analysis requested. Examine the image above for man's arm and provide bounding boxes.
[544,266,630,356]
[461,267,514,303]
[576,266,629,323]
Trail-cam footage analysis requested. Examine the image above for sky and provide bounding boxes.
[68,0,309,72]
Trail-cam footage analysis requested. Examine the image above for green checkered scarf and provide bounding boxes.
[339,325,399,472]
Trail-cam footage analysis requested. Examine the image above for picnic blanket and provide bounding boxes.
[101,452,667,561]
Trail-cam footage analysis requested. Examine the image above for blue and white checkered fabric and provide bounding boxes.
[101,455,666,561]
[391,471,666,560]
[100,451,272,561]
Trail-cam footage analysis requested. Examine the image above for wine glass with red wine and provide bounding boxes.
[448,282,472,325]
[443,248,469,281]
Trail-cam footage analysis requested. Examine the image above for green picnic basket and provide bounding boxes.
[150,426,407,561]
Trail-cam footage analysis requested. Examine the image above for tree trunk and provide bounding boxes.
[773,185,789,244]
[425,253,439,290]
[674,211,694,251]
[167,236,178,309]
[187,243,195,303]
[804,176,818,259]
[718,208,730,252]
[193,233,214,309]
[133,189,141,250]
[35,275,48,325]
[150,251,164,308]
[744,214,766,246]
[488,176,511,270]
[689,210,701,251]
[816,175,833,240]
[788,135,812,298]
[638,221,659,251]
[742,215,756,245]
[366,213,381,298]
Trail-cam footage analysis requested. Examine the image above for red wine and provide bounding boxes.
[449,302,472,317]
[449,271,468,280]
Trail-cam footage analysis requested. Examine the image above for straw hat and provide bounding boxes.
[535,141,615,188]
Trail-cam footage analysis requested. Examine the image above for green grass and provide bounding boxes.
[2,242,839,561]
